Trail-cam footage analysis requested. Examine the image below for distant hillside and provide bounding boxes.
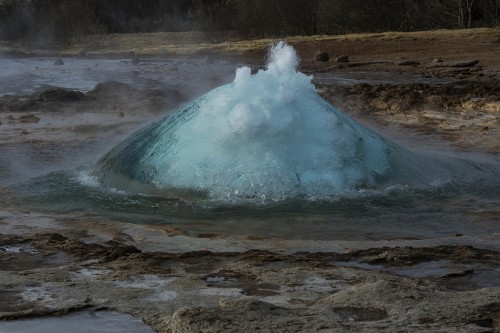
[0,0,498,43]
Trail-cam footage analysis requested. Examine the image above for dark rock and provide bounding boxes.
[467,318,494,328]
[429,59,480,68]
[89,81,139,97]
[347,61,390,67]
[394,58,419,66]
[450,60,479,67]
[111,232,135,243]
[314,51,329,62]
[440,269,474,278]
[36,88,85,102]
[336,55,349,63]
[0,88,85,111]
[17,114,40,123]
[0,97,34,112]
[53,58,64,66]
[432,58,444,64]
[43,233,69,243]
[131,55,140,65]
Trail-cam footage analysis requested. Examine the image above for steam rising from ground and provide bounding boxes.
[93,42,463,201]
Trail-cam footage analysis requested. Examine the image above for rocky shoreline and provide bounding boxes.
[1,230,499,332]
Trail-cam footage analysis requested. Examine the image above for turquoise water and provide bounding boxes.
[92,43,493,202]
[1,43,499,242]
[5,165,499,241]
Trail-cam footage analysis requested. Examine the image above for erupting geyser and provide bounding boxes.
[93,42,454,201]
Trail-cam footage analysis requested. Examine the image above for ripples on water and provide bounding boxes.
[5,166,499,241]
[2,47,499,241]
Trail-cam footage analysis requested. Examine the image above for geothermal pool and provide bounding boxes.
[0,311,154,333]
[0,55,239,96]
[1,43,499,241]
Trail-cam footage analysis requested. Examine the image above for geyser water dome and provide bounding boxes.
[93,42,460,201]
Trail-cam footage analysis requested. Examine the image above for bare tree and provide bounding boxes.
[1,0,498,43]
[457,0,476,27]
[192,0,235,42]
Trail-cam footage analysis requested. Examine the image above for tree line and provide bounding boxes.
[0,0,498,43]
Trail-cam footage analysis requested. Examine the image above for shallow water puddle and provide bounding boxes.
[43,251,73,265]
[389,260,462,278]
[202,273,281,298]
[0,244,73,270]
[331,260,385,271]
[0,245,38,254]
[470,267,500,288]
[331,259,500,288]
[332,259,464,278]
[0,311,154,333]
[0,57,238,96]
[299,276,335,293]
[70,268,112,279]
[199,287,243,297]
[112,274,175,289]
[205,274,241,288]
[112,275,178,302]
[146,290,178,302]
[21,284,56,303]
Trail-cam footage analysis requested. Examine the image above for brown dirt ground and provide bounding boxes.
[284,28,500,155]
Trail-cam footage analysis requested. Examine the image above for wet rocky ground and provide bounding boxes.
[1,30,499,332]
[0,72,499,331]
[317,70,500,155]
[0,232,499,332]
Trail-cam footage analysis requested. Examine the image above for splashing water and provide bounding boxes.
[92,42,476,202]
